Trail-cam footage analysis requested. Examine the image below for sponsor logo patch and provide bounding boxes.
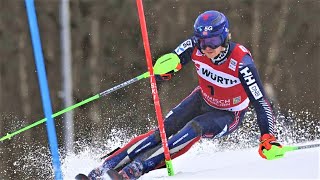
[229,58,237,71]
[201,68,238,86]
[240,67,263,100]
[194,61,240,88]
[233,96,241,104]
[249,83,263,100]
[174,39,192,55]
[202,91,231,107]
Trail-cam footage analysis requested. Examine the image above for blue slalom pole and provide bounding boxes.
[25,0,63,179]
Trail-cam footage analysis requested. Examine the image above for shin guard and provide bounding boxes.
[136,121,202,173]
[101,129,160,171]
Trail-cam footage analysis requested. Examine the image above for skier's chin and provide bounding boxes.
[202,46,223,58]
[204,51,219,59]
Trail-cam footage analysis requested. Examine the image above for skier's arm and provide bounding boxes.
[156,38,195,81]
[238,55,275,135]
[238,54,282,159]
[173,38,195,65]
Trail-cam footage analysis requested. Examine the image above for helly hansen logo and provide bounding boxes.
[202,68,238,85]
[240,67,255,85]
[240,67,263,100]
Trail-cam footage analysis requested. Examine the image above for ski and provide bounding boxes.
[74,169,125,180]
[74,173,89,180]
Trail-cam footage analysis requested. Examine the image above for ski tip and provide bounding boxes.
[75,173,89,180]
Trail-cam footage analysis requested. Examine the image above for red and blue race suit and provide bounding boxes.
[88,39,276,179]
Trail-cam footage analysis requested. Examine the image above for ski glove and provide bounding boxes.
[155,63,182,81]
[154,53,182,81]
[155,71,174,81]
[259,133,283,160]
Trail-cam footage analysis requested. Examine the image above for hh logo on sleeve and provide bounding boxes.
[240,67,263,100]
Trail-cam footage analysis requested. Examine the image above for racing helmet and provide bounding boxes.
[193,10,230,49]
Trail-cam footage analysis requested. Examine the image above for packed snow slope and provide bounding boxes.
[142,143,319,180]
[63,140,319,180]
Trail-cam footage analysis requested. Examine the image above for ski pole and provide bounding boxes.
[283,143,320,152]
[0,53,181,142]
[0,73,148,142]
[263,143,320,160]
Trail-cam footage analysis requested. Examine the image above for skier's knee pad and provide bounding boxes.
[126,129,162,159]
[167,120,202,152]
[152,121,202,170]
[186,120,203,136]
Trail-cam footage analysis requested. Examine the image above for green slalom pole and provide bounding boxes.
[263,143,320,160]
[0,53,181,142]
[0,73,148,142]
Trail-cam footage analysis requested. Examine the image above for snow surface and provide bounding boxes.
[62,140,320,180]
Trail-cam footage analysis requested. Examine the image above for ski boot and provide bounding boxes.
[118,160,144,180]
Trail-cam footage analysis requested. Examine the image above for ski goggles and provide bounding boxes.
[197,36,223,50]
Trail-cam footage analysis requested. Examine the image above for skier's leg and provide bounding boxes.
[103,130,157,170]
[88,87,203,179]
[119,120,202,180]
[88,129,160,178]
[118,108,247,179]
[151,109,246,171]
[196,109,247,138]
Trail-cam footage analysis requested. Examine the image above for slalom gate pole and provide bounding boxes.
[136,0,174,176]
[24,0,62,179]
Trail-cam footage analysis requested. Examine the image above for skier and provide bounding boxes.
[79,10,283,180]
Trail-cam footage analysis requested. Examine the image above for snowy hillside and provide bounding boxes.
[143,143,319,180]
[62,140,319,180]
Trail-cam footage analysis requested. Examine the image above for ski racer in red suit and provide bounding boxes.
[84,10,283,180]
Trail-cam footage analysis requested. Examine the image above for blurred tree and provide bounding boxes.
[18,14,32,140]
[251,0,262,69]
[263,0,290,105]
[88,18,101,141]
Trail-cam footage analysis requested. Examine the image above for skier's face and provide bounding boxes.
[202,46,224,59]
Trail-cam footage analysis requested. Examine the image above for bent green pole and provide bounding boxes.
[0,72,149,142]
[0,52,181,142]
[263,143,320,160]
